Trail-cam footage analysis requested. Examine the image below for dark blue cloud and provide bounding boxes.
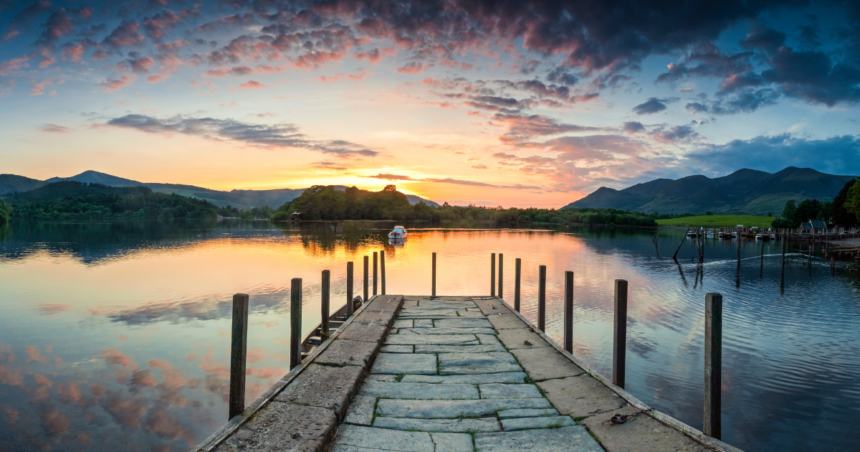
[633,97,671,115]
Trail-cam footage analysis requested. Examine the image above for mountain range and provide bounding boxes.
[565,167,857,215]
[0,171,440,209]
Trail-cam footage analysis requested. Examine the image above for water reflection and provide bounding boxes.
[0,222,858,452]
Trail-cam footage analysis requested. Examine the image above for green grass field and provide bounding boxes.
[656,215,775,228]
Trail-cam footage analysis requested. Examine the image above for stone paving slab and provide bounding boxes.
[371,353,437,375]
[276,364,364,420]
[439,352,523,375]
[501,415,576,431]
[371,295,404,312]
[376,398,552,418]
[401,372,527,384]
[358,381,479,400]
[344,395,376,426]
[429,433,473,452]
[338,321,388,343]
[221,402,337,452]
[476,334,504,346]
[367,375,398,382]
[496,328,552,349]
[414,344,506,353]
[314,339,380,367]
[497,408,559,419]
[435,318,493,328]
[332,425,434,452]
[373,417,501,433]
[581,406,710,452]
[393,319,413,328]
[473,298,513,315]
[380,345,413,353]
[510,347,585,381]
[385,334,479,345]
[479,383,543,399]
[487,314,529,330]
[398,327,496,335]
[538,375,626,418]
[475,426,603,452]
[413,319,434,327]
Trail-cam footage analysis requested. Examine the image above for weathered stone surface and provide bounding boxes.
[488,314,529,330]
[386,334,478,345]
[374,417,500,433]
[376,398,551,418]
[581,407,710,452]
[501,416,576,431]
[510,347,584,381]
[475,426,603,452]
[401,372,527,384]
[354,309,398,326]
[314,339,379,367]
[344,395,376,426]
[415,344,506,353]
[275,364,364,420]
[538,376,626,417]
[399,327,496,335]
[497,408,559,419]
[380,345,413,353]
[496,329,551,349]
[435,318,493,329]
[222,402,336,452]
[430,433,473,452]
[368,295,404,312]
[367,374,398,382]
[479,384,542,399]
[331,425,434,452]
[414,319,434,327]
[439,352,522,375]
[371,353,437,375]
[476,334,504,346]
[473,298,513,315]
[359,381,479,400]
[393,319,413,329]
[338,321,388,343]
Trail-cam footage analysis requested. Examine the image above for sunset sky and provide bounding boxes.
[1,0,859,207]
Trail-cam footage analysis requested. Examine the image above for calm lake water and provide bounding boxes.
[0,220,858,452]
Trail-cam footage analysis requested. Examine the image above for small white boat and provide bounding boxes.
[388,225,407,239]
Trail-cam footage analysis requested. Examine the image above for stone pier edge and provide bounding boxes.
[468,294,746,452]
[190,294,388,452]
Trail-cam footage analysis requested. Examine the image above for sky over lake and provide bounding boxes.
[1,0,859,207]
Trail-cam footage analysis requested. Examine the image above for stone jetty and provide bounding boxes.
[194,295,742,452]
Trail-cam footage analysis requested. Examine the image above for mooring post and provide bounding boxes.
[564,271,574,353]
[373,252,378,296]
[321,270,330,339]
[673,230,687,260]
[491,253,496,297]
[363,255,369,302]
[704,292,723,440]
[432,252,437,297]
[514,258,521,312]
[347,262,354,317]
[380,250,386,295]
[228,293,249,420]
[538,265,546,332]
[498,253,504,299]
[290,278,302,370]
[613,279,628,389]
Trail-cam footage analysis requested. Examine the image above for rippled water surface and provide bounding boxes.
[0,221,858,452]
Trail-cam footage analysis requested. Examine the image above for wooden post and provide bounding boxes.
[373,252,378,296]
[704,293,722,440]
[760,240,764,278]
[432,252,437,297]
[564,271,573,353]
[491,253,496,297]
[538,265,546,332]
[514,258,521,312]
[363,255,369,302]
[290,278,302,370]
[380,250,386,295]
[321,270,330,339]
[229,293,249,420]
[613,279,628,389]
[498,253,504,299]
[346,262,354,317]
[673,230,687,260]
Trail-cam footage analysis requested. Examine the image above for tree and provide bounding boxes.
[846,180,860,224]
[833,179,857,226]
[781,200,798,226]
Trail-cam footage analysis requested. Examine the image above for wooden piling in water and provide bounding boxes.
[704,292,722,440]
[363,256,369,302]
[321,270,330,339]
[380,250,386,295]
[228,293,249,420]
[673,229,687,260]
[491,253,496,297]
[373,252,378,296]
[538,265,546,332]
[564,271,574,353]
[514,258,521,312]
[290,278,302,370]
[346,262,354,317]
[498,253,504,299]
[432,252,437,297]
[613,279,628,389]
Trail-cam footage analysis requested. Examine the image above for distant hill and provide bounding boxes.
[0,170,439,209]
[6,181,151,203]
[565,167,858,215]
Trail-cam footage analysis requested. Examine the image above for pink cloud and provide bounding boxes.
[256,64,284,73]
[100,74,135,92]
[92,50,109,61]
[397,62,433,74]
[1,30,19,41]
[239,80,266,89]
[0,55,30,76]
[61,44,85,63]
